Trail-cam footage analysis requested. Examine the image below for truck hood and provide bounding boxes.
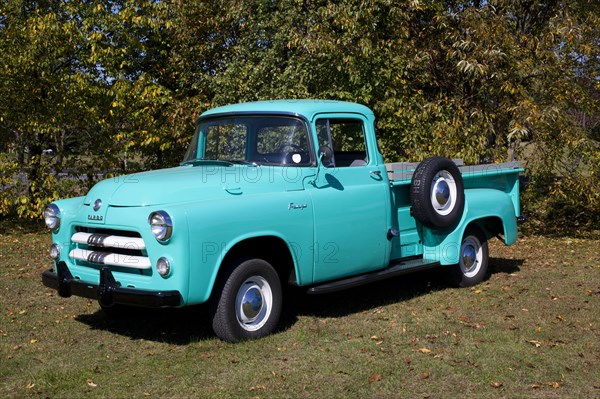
[83,165,296,207]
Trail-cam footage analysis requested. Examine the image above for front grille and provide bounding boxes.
[70,226,151,272]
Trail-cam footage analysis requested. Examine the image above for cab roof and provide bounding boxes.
[199,100,374,122]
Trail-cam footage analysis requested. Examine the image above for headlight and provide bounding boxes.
[156,257,171,277]
[50,243,61,260]
[43,204,61,231]
[148,211,173,242]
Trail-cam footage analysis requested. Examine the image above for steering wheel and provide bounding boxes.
[277,143,306,165]
[277,143,306,153]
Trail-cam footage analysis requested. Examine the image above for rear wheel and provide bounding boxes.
[447,225,489,287]
[210,258,282,342]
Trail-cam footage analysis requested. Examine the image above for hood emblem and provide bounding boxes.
[93,199,102,212]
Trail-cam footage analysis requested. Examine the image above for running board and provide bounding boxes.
[306,258,440,295]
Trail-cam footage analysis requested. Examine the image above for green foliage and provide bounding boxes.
[0,0,598,233]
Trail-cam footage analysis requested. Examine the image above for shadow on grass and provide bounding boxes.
[75,304,215,345]
[75,257,523,344]
[488,257,522,275]
[281,256,523,324]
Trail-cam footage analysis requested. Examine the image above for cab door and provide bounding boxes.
[308,115,390,283]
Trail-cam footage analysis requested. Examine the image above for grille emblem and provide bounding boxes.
[93,199,102,212]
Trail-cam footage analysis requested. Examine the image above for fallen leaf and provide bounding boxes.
[527,340,542,348]
[418,348,432,354]
[29,339,37,344]
[368,373,382,382]
[231,358,240,364]
[545,381,560,389]
[26,383,35,389]
[249,385,267,391]
[403,357,412,365]
[491,382,503,388]
[419,371,430,380]
[86,379,97,387]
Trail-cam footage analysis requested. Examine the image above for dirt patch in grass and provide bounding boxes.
[1,230,598,398]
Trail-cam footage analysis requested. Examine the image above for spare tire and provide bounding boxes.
[410,157,465,229]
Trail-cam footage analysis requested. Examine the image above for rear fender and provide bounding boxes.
[420,189,518,265]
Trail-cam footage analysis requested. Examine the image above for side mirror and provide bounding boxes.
[318,146,332,165]
[310,146,333,186]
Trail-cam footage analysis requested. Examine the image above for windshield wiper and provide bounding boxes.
[224,160,258,166]
[180,159,234,166]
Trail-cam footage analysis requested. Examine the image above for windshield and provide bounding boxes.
[183,116,313,166]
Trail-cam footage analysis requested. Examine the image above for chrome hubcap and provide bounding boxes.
[435,180,450,207]
[460,235,482,278]
[235,276,273,332]
[241,287,263,320]
[462,244,477,271]
[430,170,457,216]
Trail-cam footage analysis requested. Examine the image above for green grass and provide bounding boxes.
[1,227,598,398]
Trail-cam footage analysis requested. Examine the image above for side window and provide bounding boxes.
[316,118,368,167]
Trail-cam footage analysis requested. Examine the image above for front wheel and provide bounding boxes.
[447,225,489,287]
[210,258,282,342]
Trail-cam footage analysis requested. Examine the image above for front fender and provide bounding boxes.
[49,196,85,247]
[183,192,314,305]
[421,188,518,265]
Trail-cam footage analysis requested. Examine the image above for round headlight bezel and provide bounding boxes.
[43,204,61,231]
[156,257,171,278]
[148,211,173,242]
[50,243,61,260]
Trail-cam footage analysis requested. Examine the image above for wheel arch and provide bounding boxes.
[471,216,505,241]
[421,188,518,265]
[206,234,298,303]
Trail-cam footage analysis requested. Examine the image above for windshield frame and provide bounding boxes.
[184,112,316,167]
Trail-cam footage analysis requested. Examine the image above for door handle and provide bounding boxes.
[223,186,242,195]
[370,170,382,176]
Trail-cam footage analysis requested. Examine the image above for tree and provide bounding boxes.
[1,0,597,232]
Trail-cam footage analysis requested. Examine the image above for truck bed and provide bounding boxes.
[386,160,523,261]
[386,160,522,185]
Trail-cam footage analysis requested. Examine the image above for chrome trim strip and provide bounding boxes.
[71,232,146,251]
[69,249,151,269]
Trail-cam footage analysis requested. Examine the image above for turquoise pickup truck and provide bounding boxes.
[42,100,523,342]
